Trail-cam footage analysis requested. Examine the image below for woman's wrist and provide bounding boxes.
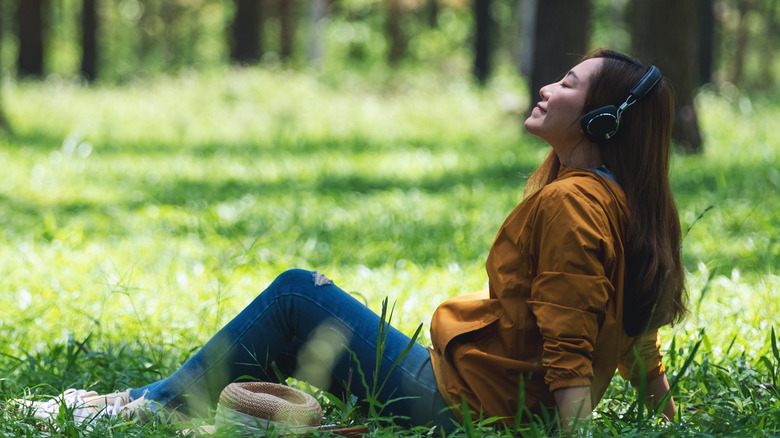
[553,385,592,429]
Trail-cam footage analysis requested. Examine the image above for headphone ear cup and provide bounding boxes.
[580,105,618,141]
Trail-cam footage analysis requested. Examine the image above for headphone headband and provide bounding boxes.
[629,66,661,101]
[580,65,662,142]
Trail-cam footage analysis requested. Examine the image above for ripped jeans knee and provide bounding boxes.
[312,271,332,287]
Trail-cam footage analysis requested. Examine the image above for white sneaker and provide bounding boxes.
[14,388,134,425]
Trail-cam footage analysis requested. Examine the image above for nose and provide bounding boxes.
[539,84,551,100]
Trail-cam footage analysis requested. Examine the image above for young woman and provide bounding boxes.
[22,49,687,432]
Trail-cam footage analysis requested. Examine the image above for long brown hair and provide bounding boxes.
[525,49,687,336]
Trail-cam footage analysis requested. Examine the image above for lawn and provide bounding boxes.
[0,67,779,436]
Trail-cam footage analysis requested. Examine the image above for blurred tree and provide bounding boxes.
[81,0,98,82]
[387,0,404,66]
[632,0,702,154]
[761,0,779,87]
[279,0,295,62]
[231,0,264,64]
[308,0,329,67]
[698,0,715,85]
[427,0,439,28]
[137,0,154,68]
[520,0,591,106]
[18,0,47,78]
[0,0,6,131]
[473,0,493,85]
[731,0,754,85]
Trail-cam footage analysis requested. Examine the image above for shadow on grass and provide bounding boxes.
[5,128,510,157]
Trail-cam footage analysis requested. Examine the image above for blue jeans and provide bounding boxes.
[129,269,458,430]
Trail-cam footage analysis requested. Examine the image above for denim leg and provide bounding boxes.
[129,269,457,429]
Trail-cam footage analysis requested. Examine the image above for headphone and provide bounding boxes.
[579,65,662,142]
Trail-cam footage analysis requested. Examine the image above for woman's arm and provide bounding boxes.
[645,373,676,421]
[553,385,592,430]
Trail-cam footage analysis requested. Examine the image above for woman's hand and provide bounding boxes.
[645,373,676,421]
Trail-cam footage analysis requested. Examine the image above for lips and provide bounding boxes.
[535,103,547,114]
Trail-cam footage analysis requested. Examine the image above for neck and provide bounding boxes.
[556,137,603,169]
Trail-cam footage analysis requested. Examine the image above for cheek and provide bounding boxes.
[572,97,587,119]
[561,102,585,125]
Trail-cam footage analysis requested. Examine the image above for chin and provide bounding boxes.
[523,120,542,137]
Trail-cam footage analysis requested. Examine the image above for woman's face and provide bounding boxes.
[524,58,603,149]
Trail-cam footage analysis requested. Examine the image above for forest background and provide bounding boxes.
[1,0,779,436]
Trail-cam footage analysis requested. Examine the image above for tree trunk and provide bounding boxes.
[427,0,439,28]
[762,0,779,87]
[81,0,98,82]
[0,0,6,131]
[517,0,535,78]
[731,0,753,85]
[308,0,328,67]
[473,0,493,85]
[137,0,154,66]
[386,0,404,66]
[231,0,263,64]
[279,0,294,62]
[522,0,591,108]
[632,0,702,154]
[18,0,46,78]
[697,0,714,86]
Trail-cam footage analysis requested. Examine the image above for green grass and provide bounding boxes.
[0,67,779,436]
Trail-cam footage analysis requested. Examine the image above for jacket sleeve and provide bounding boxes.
[617,331,666,386]
[526,185,615,392]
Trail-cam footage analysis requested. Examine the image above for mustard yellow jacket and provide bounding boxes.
[429,167,664,422]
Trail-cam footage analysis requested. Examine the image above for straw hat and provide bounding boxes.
[215,382,322,434]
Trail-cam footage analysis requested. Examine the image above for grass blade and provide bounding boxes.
[661,329,704,422]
